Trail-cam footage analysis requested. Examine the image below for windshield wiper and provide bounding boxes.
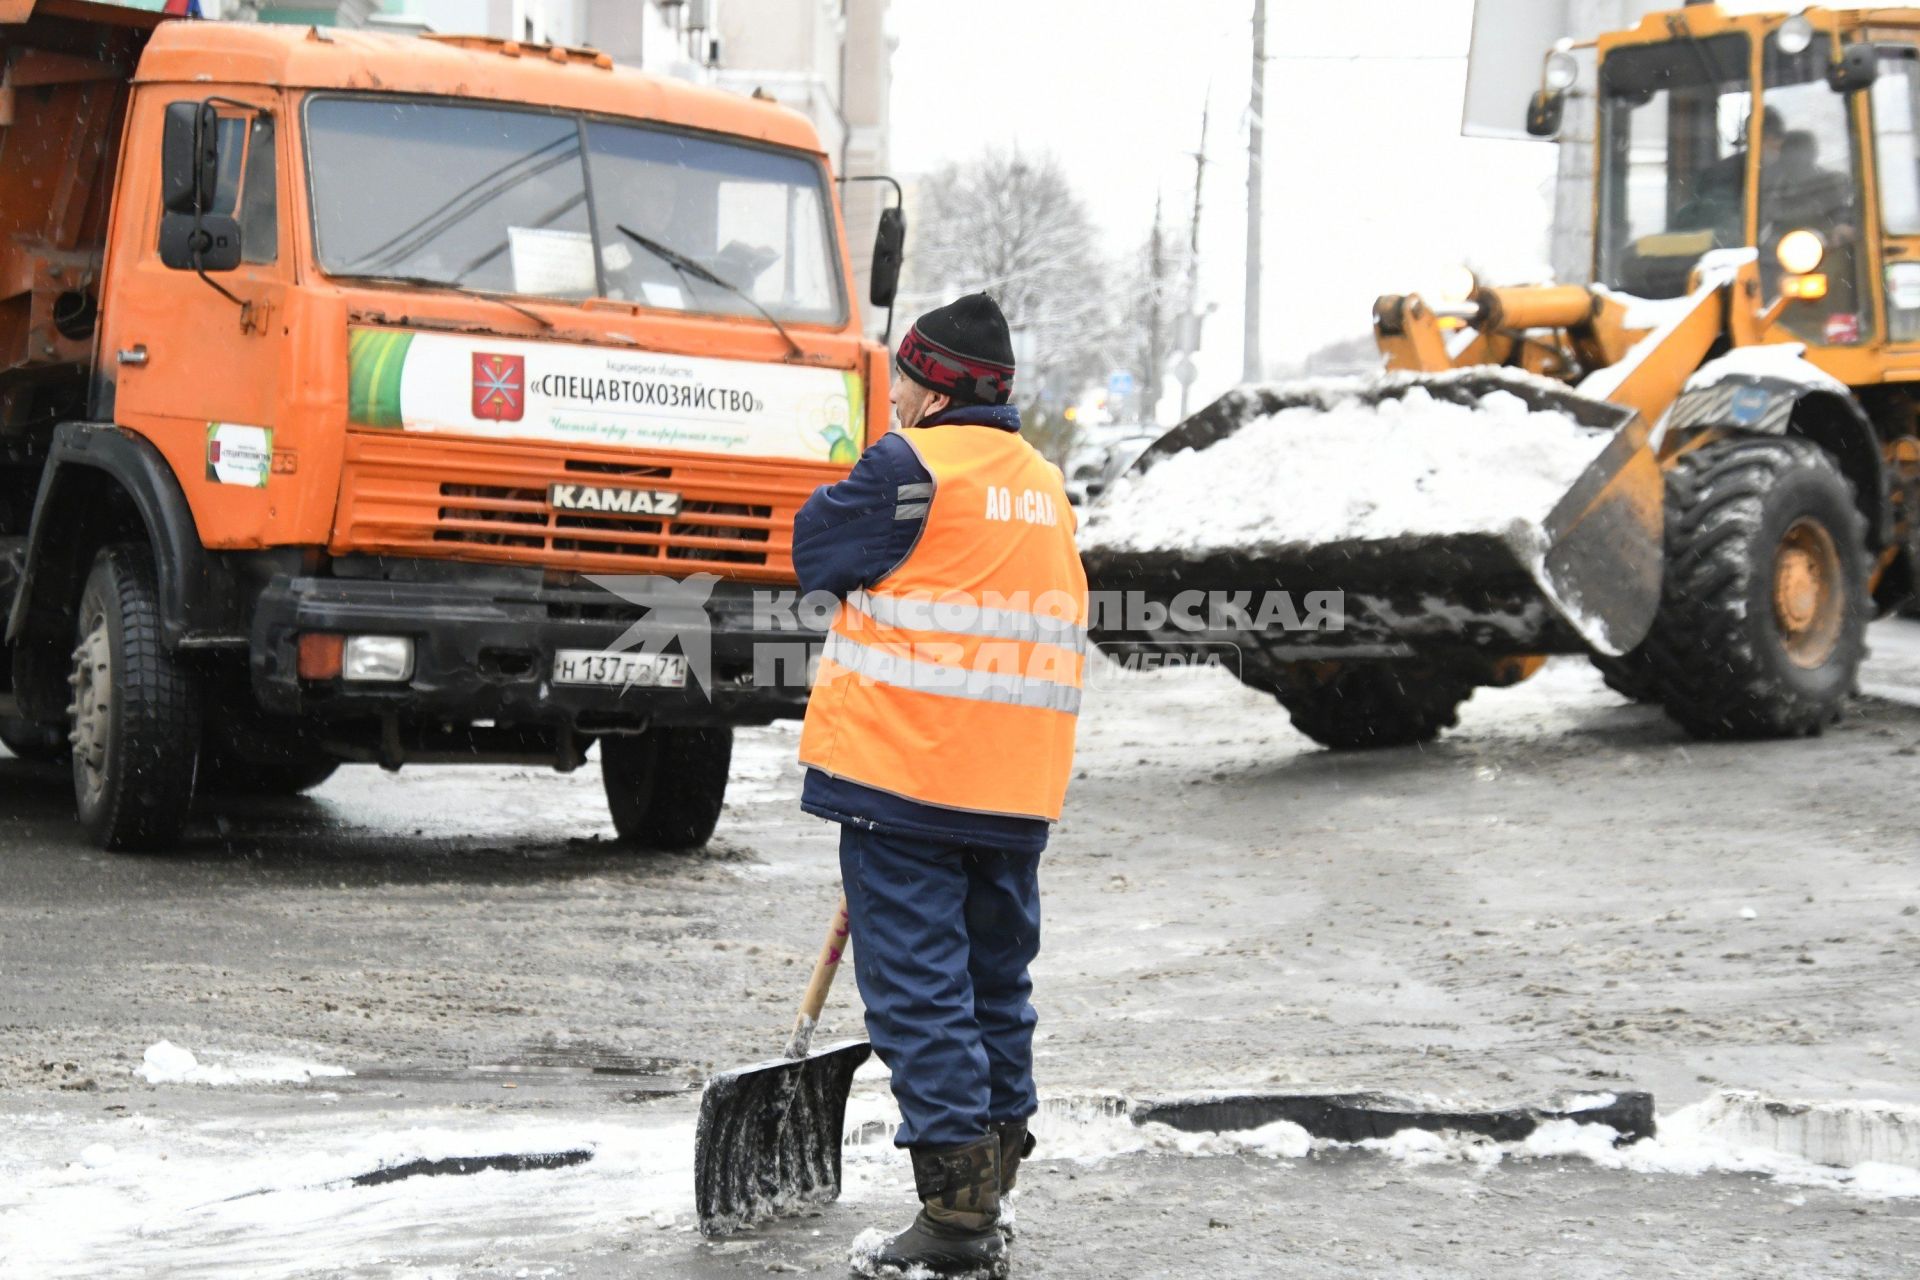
[350,274,556,331]
[615,224,804,359]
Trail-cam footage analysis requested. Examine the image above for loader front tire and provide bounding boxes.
[1589,651,1659,704]
[1640,437,1868,739]
[602,726,733,849]
[1276,665,1474,751]
[69,544,203,852]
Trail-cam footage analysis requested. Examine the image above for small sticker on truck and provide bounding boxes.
[205,423,274,488]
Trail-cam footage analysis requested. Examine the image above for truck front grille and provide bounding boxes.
[336,432,830,580]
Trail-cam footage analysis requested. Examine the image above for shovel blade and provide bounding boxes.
[694,1039,871,1236]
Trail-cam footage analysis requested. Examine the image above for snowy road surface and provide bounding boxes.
[3,622,1919,1276]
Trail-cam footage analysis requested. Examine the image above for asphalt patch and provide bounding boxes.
[351,1148,595,1187]
[1131,1090,1656,1145]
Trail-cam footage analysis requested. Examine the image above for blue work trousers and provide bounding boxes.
[838,824,1042,1149]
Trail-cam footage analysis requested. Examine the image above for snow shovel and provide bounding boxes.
[694,896,871,1236]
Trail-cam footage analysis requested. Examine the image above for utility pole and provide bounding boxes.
[1178,99,1210,421]
[1143,195,1166,425]
[1244,0,1266,384]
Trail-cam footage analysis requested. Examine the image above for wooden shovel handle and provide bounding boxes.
[783,896,851,1058]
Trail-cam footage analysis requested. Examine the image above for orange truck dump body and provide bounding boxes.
[0,2,895,848]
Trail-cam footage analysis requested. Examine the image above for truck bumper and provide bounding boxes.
[249,567,821,738]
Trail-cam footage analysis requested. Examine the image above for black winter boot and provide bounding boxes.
[849,1134,1006,1279]
[993,1120,1035,1241]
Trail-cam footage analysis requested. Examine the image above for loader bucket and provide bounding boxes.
[1080,369,1663,687]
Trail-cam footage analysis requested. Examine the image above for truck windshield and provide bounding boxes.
[304,97,846,326]
[1597,33,1753,298]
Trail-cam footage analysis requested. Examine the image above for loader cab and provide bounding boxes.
[1595,23,1872,349]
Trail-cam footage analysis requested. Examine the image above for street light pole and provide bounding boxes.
[1179,98,1209,422]
[1244,0,1266,384]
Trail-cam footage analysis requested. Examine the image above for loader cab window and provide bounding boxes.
[1870,48,1920,342]
[1757,39,1870,346]
[1597,34,1752,299]
[157,110,278,266]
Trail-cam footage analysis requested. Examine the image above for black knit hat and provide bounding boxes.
[896,292,1016,406]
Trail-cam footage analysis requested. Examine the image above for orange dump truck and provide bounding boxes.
[0,1,901,849]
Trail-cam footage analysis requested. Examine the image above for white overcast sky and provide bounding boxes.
[888,0,1566,409]
[887,0,1845,410]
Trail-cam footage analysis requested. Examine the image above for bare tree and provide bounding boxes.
[904,149,1117,458]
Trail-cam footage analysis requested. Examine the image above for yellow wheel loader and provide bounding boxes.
[1084,4,1920,749]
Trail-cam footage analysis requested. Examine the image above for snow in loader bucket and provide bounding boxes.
[1079,368,1662,672]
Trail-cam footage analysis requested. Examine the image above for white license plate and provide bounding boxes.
[552,650,688,689]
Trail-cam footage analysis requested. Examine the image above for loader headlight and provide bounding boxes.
[1778,229,1826,275]
[1438,265,1479,303]
[1544,49,1579,91]
[1776,15,1815,56]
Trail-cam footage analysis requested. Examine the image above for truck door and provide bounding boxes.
[97,90,290,546]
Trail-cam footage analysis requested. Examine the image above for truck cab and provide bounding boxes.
[1,3,898,850]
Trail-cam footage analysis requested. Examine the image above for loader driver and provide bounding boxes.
[1678,106,1785,246]
[792,293,1088,1279]
[1766,129,1857,240]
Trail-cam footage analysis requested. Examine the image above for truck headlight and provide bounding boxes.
[1778,229,1826,275]
[343,635,415,683]
[1777,16,1815,56]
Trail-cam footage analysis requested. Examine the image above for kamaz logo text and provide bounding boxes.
[549,484,683,517]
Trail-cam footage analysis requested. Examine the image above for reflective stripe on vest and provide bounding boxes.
[845,588,1091,655]
[820,631,1083,714]
[797,424,1088,823]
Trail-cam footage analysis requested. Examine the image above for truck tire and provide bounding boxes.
[0,715,68,763]
[1640,437,1868,739]
[1275,665,1474,750]
[601,726,733,849]
[68,543,203,851]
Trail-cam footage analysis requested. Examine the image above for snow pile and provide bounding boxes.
[846,1227,937,1279]
[1081,386,1611,556]
[135,1040,351,1087]
[843,1087,1920,1202]
[1,1111,686,1277]
[1686,343,1849,395]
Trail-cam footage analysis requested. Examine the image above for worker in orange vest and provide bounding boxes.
[794,293,1088,1279]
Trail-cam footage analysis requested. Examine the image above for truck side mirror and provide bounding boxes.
[161,101,220,215]
[1828,43,1878,93]
[1526,89,1565,137]
[869,206,905,309]
[159,100,243,273]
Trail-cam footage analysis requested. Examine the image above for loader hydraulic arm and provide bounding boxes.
[1373,277,1734,442]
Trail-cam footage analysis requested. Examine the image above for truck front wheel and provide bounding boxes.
[68,544,203,851]
[601,726,733,850]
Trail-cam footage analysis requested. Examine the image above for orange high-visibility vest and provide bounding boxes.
[798,424,1089,823]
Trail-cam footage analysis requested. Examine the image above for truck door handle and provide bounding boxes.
[117,345,148,366]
